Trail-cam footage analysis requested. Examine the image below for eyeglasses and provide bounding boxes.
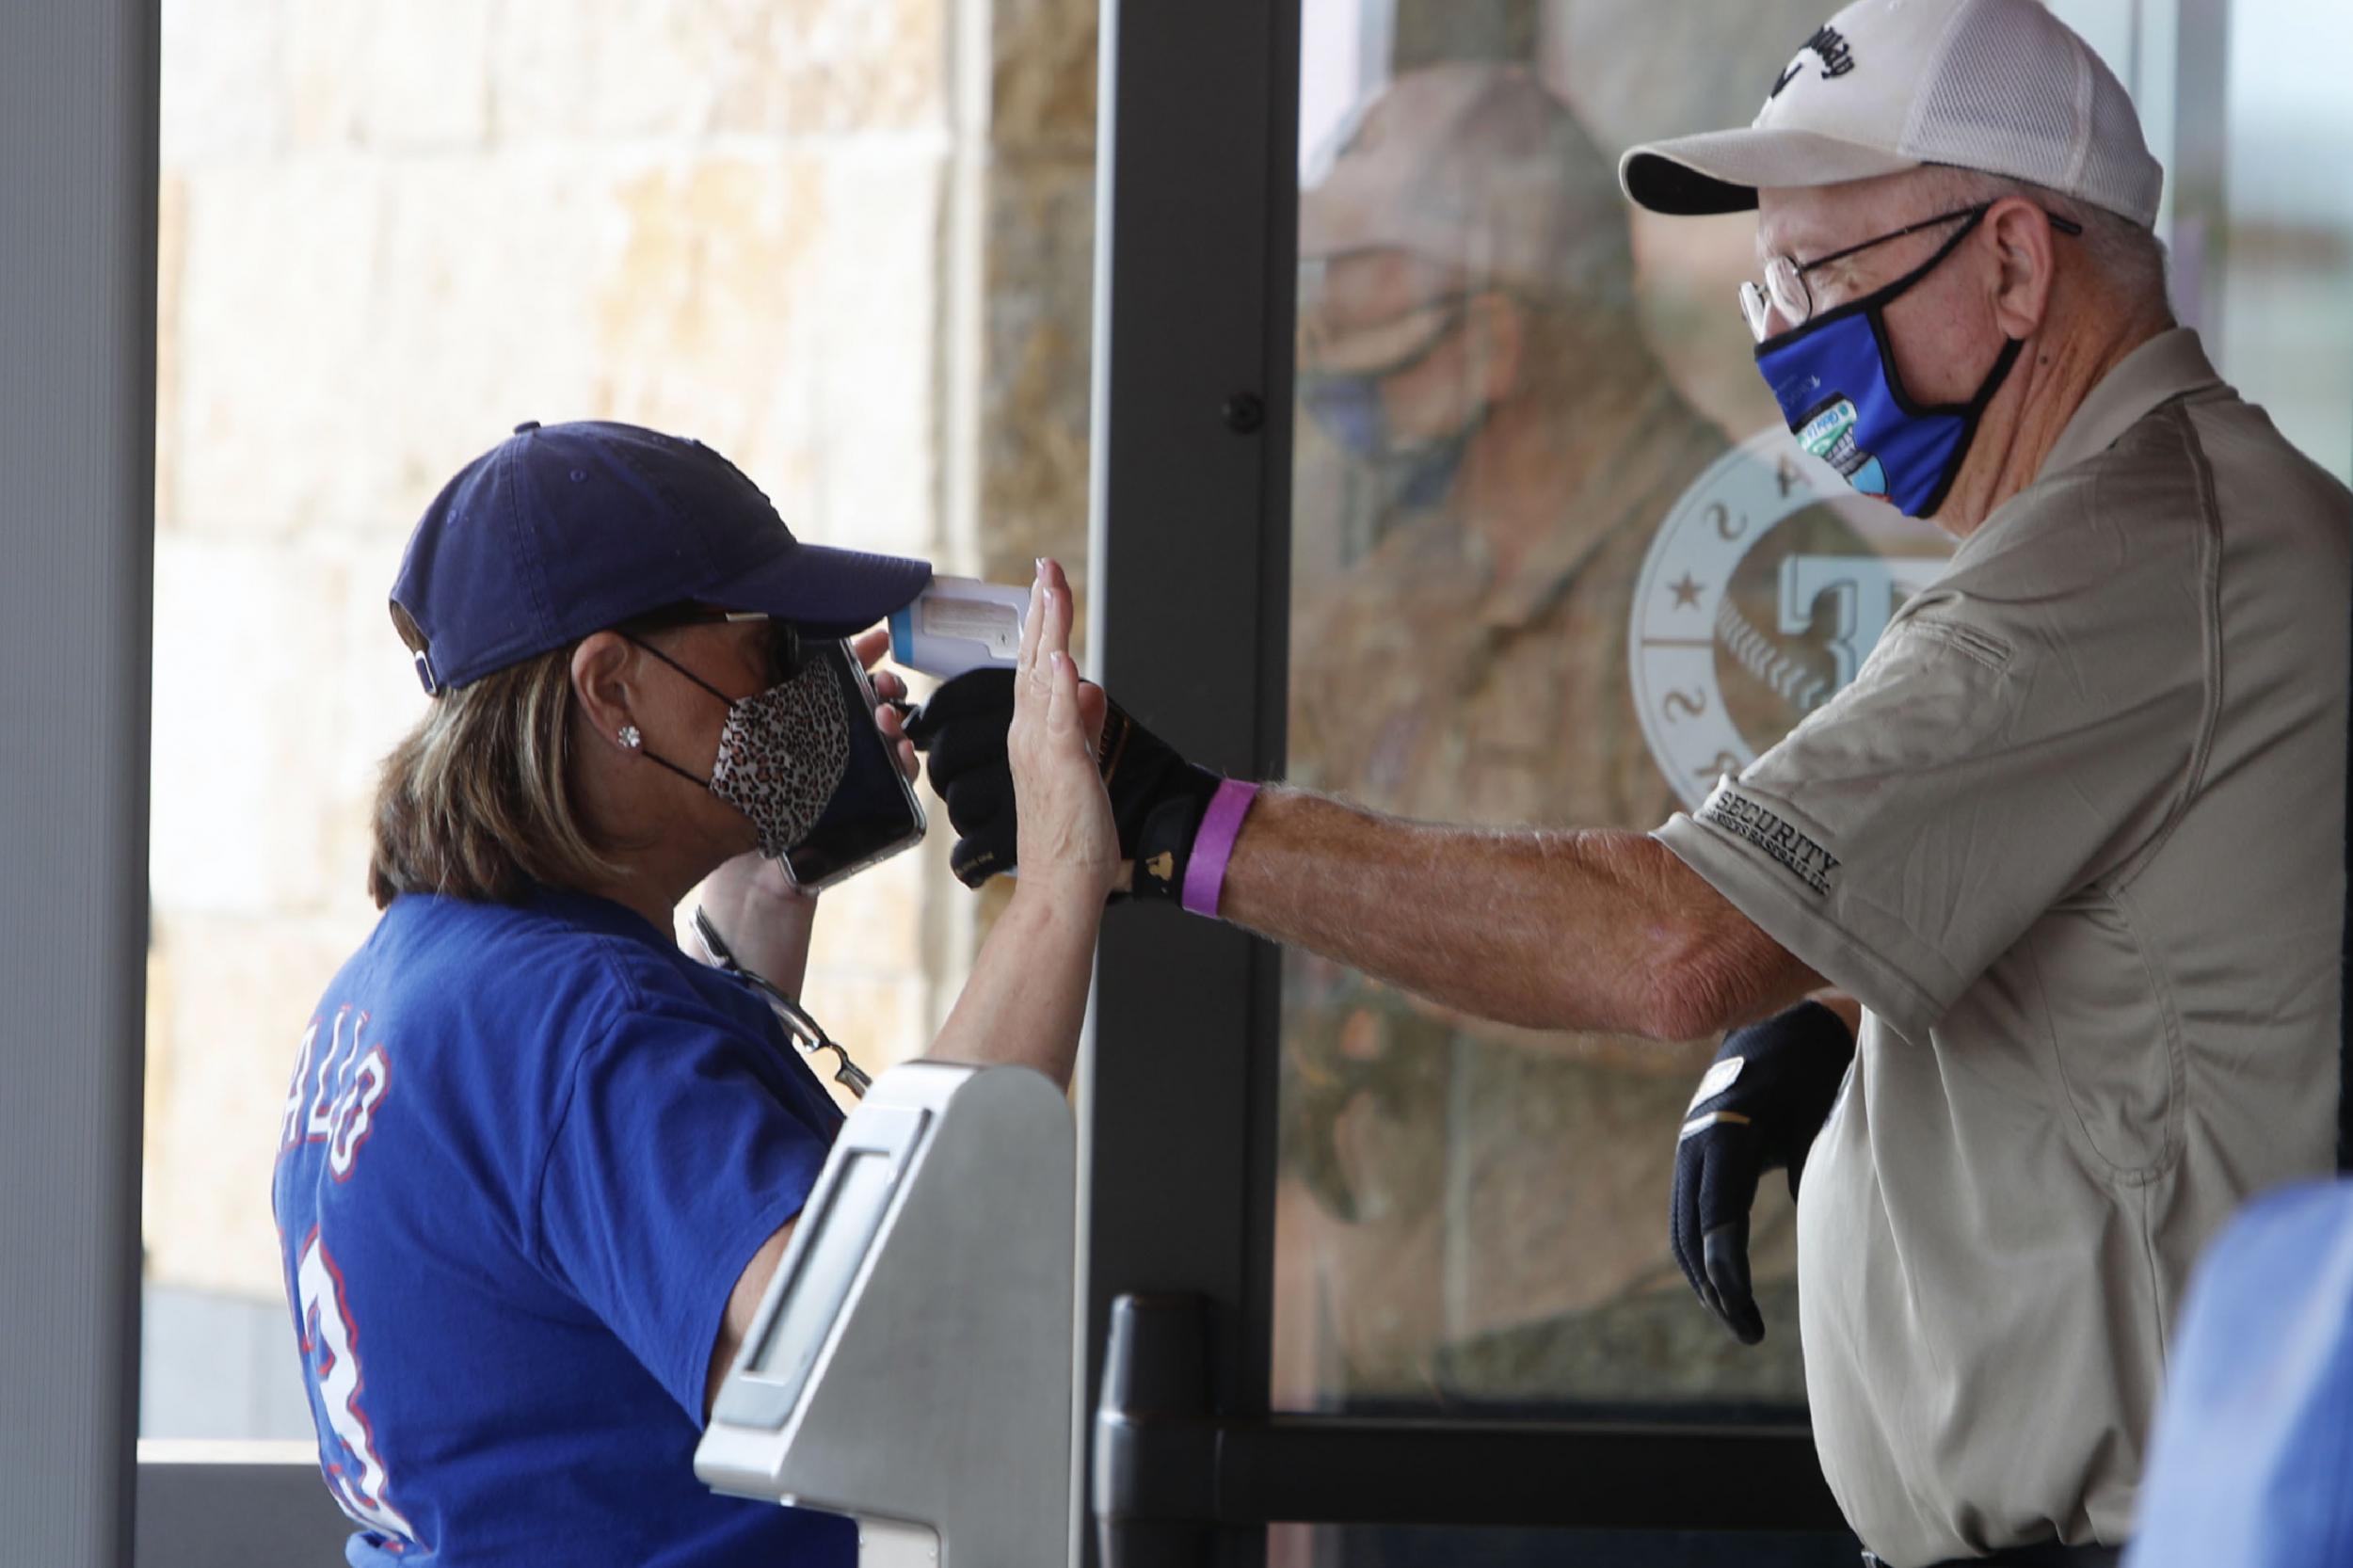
[620,603,804,687]
[1297,289,1481,382]
[1737,202,2085,343]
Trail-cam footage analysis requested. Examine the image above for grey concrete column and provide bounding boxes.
[0,1,162,1563]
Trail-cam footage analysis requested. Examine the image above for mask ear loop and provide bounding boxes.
[1904,334,2024,518]
[632,739,718,791]
[616,632,744,790]
[1870,212,2026,516]
[1852,207,2000,419]
[1842,209,2024,517]
[621,632,741,708]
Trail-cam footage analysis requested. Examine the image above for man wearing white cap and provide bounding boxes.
[1600,3,2345,1560]
[918,2,2350,1561]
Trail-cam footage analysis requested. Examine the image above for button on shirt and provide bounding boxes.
[1656,330,2351,1566]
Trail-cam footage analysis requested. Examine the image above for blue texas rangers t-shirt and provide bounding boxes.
[269,887,853,1567]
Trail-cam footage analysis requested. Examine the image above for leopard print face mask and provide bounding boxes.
[626,638,853,857]
[706,662,852,857]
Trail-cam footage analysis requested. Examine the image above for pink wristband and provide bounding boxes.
[1180,779,1261,919]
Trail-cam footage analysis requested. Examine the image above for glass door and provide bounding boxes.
[1080,3,1856,1563]
[1281,0,1953,1431]
[1083,0,2345,1564]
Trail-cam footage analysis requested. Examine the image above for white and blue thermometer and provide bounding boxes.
[888,575,1032,680]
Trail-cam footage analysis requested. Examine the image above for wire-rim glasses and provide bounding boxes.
[1737,201,2085,344]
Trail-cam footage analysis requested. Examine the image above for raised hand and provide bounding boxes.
[909,619,1221,897]
[1003,559,1117,900]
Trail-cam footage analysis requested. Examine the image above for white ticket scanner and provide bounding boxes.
[696,1061,1077,1568]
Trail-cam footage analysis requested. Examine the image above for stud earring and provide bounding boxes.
[618,725,642,750]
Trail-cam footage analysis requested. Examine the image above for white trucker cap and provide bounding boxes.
[1301,64,1633,296]
[1619,0,2163,229]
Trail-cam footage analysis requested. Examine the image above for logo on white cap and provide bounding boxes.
[1769,24,1857,105]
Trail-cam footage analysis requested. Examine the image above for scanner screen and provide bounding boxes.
[748,1150,895,1408]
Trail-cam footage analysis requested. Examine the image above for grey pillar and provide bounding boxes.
[0,1,162,1563]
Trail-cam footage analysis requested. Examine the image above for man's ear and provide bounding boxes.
[571,632,640,753]
[1986,196,2059,341]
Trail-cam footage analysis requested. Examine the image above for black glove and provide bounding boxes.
[904,668,1223,897]
[1670,1000,1856,1345]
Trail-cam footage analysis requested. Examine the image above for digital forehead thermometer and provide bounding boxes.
[888,575,1032,679]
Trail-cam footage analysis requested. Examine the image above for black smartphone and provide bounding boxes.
[781,638,928,891]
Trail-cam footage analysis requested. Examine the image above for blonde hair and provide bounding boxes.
[368,616,616,909]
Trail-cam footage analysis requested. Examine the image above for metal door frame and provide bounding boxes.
[1078,0,1302,1559]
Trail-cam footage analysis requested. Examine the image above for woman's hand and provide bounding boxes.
[1008,559,1117,902]
[920,559,1113,1091]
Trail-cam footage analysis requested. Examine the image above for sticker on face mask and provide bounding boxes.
[1795,399,1888,498]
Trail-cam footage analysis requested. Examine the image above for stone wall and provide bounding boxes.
[146,0,1097,1308]
[980,0,1096,584]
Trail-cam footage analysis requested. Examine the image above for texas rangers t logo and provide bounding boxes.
[1629,428,1950,808]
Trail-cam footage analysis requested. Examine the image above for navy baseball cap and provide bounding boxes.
[390,420,934,694]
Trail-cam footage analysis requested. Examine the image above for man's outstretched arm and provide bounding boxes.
[911,673,1821,1042]
[1217,786,1822,1042]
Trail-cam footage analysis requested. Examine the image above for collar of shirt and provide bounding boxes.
[519,883,676,950]
[2037,326,2228,482]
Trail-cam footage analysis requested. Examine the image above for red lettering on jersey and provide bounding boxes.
[328,1047,392,1183]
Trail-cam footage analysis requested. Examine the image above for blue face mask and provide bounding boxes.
[1753,214,2023,519]
[1299,376,1474,510]
[1299,298,1482,511]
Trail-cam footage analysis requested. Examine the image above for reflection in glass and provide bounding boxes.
[1275,13,1951,1416]
[1276,0,2351,1431]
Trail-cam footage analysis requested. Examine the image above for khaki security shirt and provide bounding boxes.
[1657,330,2350,1566]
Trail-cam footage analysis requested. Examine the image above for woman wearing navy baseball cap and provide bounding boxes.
[270,420,1116,1566]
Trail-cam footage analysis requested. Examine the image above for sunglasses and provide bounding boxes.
[618,602,805,687]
